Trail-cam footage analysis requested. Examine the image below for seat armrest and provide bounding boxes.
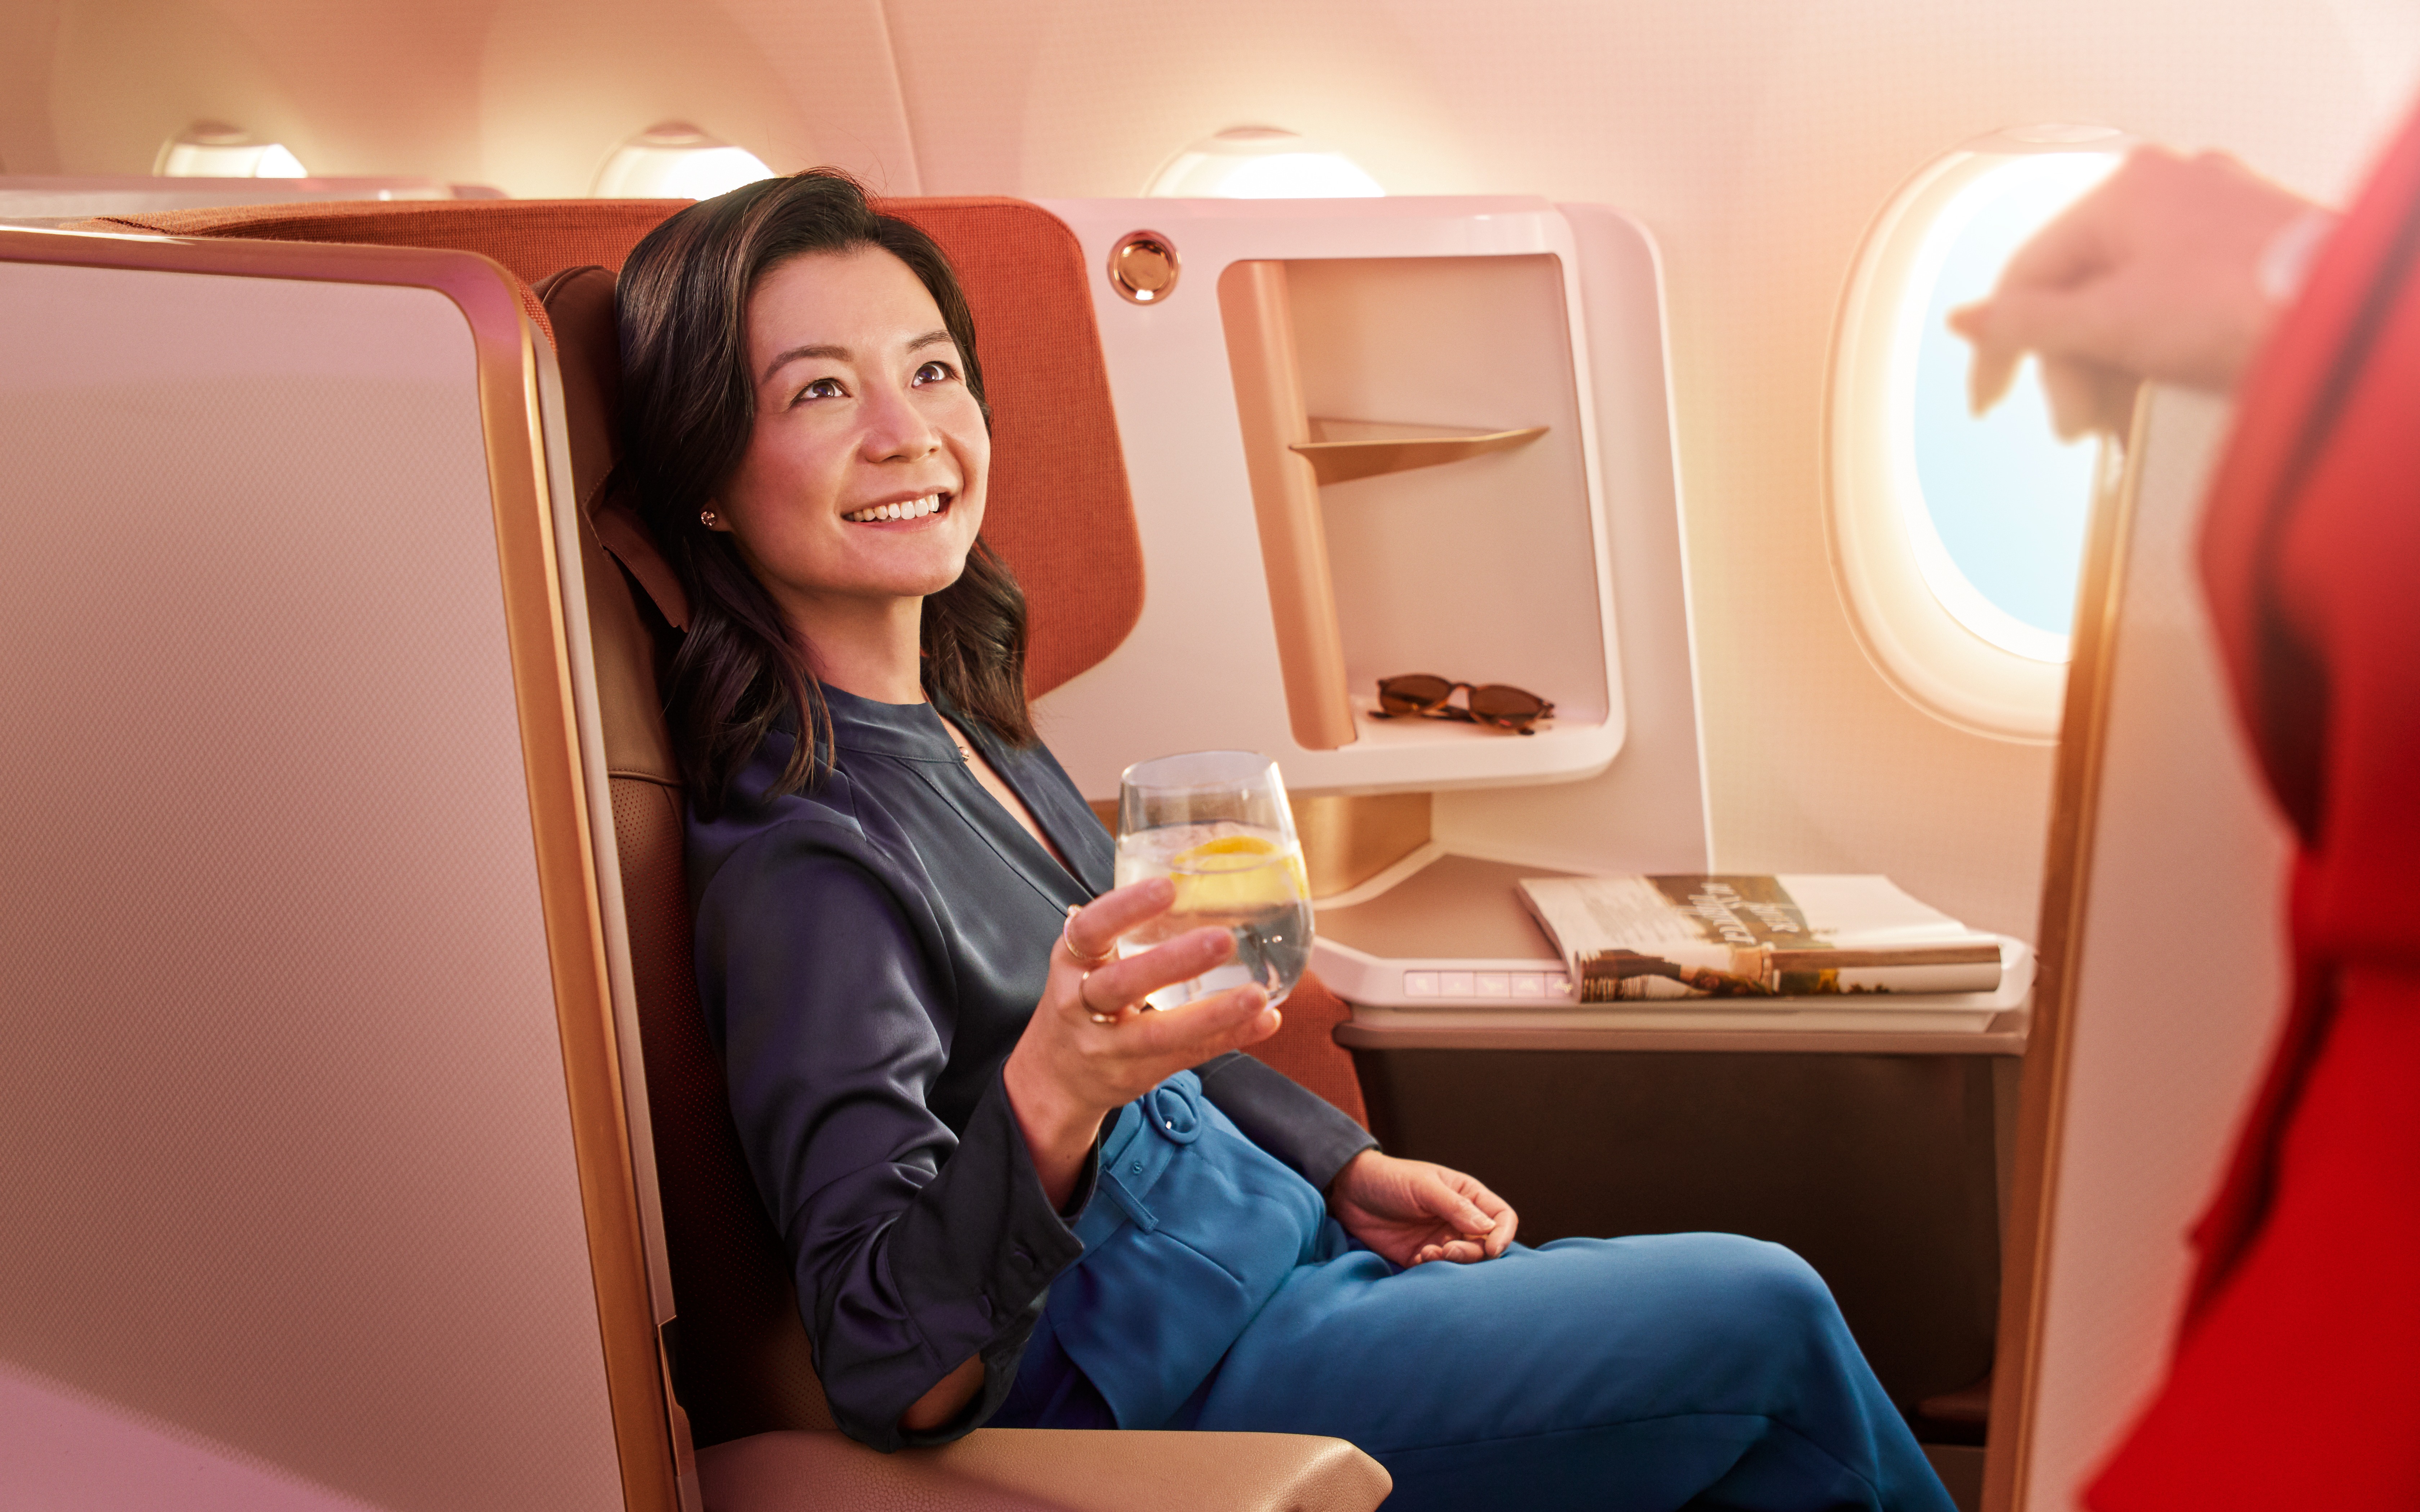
[698,1427,1392,1512]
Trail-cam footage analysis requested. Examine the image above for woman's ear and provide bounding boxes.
[699,505,731,532]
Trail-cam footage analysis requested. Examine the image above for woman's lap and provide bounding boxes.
[1188,1230,1944,1512]
[1005,1225,1953,1512]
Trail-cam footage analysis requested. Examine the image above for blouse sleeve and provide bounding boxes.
[693,818,1095,1452]
[1193,1050,1377,1192]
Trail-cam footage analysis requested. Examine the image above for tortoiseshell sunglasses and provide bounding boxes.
[1372,675,1555,735]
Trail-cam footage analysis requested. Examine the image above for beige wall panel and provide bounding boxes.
[2016,391,2293,1508]
[477,0,920,197]
[0,260,623,1511]
[47,0,486,182]
[30,0,919,195]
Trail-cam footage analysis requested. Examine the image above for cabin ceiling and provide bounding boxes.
[4,0,2414,940]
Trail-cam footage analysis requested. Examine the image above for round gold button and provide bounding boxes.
[1108,231,1180,304]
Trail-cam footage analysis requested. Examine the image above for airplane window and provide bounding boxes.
[1146,126,1384,198]
[1830,126,2128,740]
[154,121,308,178]
[592,122,775,199]
[1902,151,2121,662]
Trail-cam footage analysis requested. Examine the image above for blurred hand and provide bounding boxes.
[1004,878,1281,1207]
[1950,146,2323,438]
[1327,1151,1518,1267]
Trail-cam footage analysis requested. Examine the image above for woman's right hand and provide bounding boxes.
[1950,145,2323,438]
[1002,877,1282,1207]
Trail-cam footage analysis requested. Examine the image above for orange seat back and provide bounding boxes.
[71,196,1148,693]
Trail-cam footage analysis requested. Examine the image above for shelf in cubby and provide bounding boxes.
[1290,417,1548,486]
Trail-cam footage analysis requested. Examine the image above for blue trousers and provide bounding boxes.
[996,1075,1955,1512]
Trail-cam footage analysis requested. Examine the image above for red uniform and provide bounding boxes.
[2088,109,2420,1510]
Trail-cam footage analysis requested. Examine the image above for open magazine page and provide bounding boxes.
[1518,874,2003,1000]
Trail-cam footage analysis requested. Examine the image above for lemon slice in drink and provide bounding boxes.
[1169,833,1307,915]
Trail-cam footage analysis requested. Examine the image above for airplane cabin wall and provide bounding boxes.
[8,0,2417,938]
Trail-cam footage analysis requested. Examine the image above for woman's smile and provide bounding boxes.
[841,489,954,525]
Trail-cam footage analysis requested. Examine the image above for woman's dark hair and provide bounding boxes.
[614,170,1036,817]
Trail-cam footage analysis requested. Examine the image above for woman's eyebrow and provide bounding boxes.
[759,330,955,384]
[761,343,848,384]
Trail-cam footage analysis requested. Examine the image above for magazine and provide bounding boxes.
[1515,874,2004,1001]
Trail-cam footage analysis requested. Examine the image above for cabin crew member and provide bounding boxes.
[1957,126,2420,1511]
[615,170,1957,1512]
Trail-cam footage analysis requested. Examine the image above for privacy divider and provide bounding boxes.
[0,227,678,1512]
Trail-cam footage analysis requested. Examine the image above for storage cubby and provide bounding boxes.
[1217,251,1613,755]
[1033,197,1664,799]
[1288,254,1610,741]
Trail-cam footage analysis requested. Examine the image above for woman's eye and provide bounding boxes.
[797,377,844,402]
[913,360,957,386]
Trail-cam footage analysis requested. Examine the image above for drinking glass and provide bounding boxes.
[1112,751,1312,1009]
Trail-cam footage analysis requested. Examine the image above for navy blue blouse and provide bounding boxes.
[687,687,1375,1449]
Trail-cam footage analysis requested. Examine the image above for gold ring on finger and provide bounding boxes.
[1078,971,1123,1025]
[1062,903,1116,969]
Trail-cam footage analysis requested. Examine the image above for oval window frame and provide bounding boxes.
[1828,125,2133,743]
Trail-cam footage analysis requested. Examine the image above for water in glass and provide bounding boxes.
[1112,752,1311,1009]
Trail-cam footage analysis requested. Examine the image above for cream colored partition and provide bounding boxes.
[0,231,675,1511]
[1985,388,2295,1511]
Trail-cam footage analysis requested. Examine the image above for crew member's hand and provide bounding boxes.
[1003,878,1281,1208]
[1951,145,2325,438]
[1326,1150,1518,1267]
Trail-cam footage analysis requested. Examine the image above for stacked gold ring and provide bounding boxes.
[1065,904,1123,1023]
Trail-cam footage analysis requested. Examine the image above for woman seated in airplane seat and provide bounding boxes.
[613,168,1955,1512]
[1956,131,2420,1511]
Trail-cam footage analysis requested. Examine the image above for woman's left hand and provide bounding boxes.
[1326,1150,1518,1267]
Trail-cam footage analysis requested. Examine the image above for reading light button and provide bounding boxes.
[1403,972,1439,998]
[1109,231,1180,304]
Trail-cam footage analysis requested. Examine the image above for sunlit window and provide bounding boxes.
[154,122,308,178]
[1146,127,1383,199]
[1899,150,2121,662]
[591,122,775,200]
[1829,125,2130,741]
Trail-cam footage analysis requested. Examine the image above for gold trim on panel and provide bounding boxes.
[1218,259,1358,751]
[1292,792,1433,898]
[0,227,681,1512]
[1981,389,2147,1512]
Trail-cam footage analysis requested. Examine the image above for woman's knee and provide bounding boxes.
[1597,1232,1845,1345]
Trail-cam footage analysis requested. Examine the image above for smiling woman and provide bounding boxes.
[613,177,1034,815]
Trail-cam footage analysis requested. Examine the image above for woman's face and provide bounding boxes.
[710,245,990,621]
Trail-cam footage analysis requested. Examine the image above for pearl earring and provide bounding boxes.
[699,509,718,528]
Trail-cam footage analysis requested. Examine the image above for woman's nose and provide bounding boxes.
[860,383,940,461]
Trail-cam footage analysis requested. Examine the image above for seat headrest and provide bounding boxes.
[534,264,693,630]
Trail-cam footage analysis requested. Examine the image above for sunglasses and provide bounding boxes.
[1372,675,1555,735]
